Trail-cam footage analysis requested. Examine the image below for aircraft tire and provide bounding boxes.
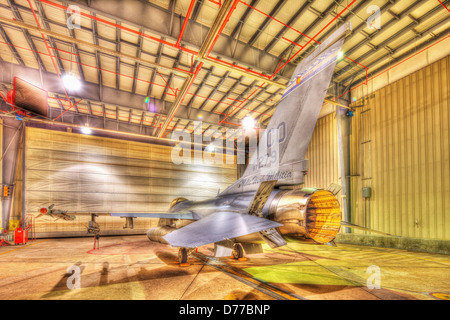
[232,243,244,259]
[178,248,188,264]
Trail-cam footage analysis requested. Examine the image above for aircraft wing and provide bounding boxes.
[110,212,199,220]
[162,211,282,248]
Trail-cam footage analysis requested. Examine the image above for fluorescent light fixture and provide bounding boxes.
[81,127,92,135]
[63,73,81,91]
[242,116,255,130]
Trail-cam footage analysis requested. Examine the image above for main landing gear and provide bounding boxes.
[177,247,195,267]
[177,243,247,266]
[231,243,246,261]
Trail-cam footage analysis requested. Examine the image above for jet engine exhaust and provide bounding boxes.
[147,225,176,244]
[268,189,341,244]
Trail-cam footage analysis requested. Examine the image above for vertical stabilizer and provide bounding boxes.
[222,22,351,195]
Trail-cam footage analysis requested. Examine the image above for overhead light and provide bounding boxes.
[242,116,255,130]
[205,144,215,152]
[63,73,81,91]
[337,51,344,60]
[81,127,92,135]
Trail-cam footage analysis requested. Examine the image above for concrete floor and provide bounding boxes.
[0,235,448,300]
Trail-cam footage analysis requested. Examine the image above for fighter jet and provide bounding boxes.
[112,22,390,264]
[37,204,76,221]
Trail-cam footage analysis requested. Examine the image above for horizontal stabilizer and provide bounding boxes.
[341,221,399,237]
[110,212,199,220]
[163,211,282,248]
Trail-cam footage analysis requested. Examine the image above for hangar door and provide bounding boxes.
[24,127,236,237]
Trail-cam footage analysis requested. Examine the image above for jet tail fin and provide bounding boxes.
[221,22,351,196]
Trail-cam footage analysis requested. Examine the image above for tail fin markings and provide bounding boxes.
[221,22,352,195]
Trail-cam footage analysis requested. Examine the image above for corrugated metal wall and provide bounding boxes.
[305,55,450,240]
[303,112,341,198]
[24,127,236,236]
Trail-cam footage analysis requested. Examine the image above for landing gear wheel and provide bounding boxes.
[178,248,188,264]
[232,243,244,260]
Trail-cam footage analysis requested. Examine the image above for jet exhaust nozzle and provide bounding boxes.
[269,189,341,244]
[147,226,176,244]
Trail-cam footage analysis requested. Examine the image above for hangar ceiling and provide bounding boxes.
[0,0,449,141]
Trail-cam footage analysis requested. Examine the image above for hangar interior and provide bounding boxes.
[0,0,449,300]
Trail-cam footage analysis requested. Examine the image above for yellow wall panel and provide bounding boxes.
[24,127,236,236]
[304,56,449,240]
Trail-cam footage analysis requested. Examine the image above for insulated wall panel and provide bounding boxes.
[24,127,236,236]
[351,56,450,240]
[303,113,341,196]
[303,56,449,241]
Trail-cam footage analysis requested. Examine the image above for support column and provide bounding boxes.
[1,117,24,231]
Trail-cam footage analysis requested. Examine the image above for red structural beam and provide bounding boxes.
[0,41,175,92]
[27,0,73,109]
[327,35,450,103]
[206,0,240,57]
[176,0,196,47]
[36,0,198,56]
[344,56,369,85]
[438,0,450,13]
[53,98,83,120]
[239,0,320,45]
[1,39,273,118]
[271,0,357,78]
[158,62,204,137]
[219,82,266,124]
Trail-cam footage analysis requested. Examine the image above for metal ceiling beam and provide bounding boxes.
[132,27,144,94]
[278,0,345,62]
[0,15,191,78]
[147,40,165,98]
[263,0,315,53]
[210,75,244,114]
[333,0,423,68]
[343,27,450,88]
[0,60,242,128]
[0,24,25,66]
[156,0,236,138]
[290,0,368,65]
[230,0,259,39]
[335,1,446,80]
[198,69,229,111]
[91,13,103,99]
[63,0,293,83]
[116,21,121,90]
[247,0,288,47]
[34,0,66,75]
[63,1,85,81]
[7,0,46,71]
